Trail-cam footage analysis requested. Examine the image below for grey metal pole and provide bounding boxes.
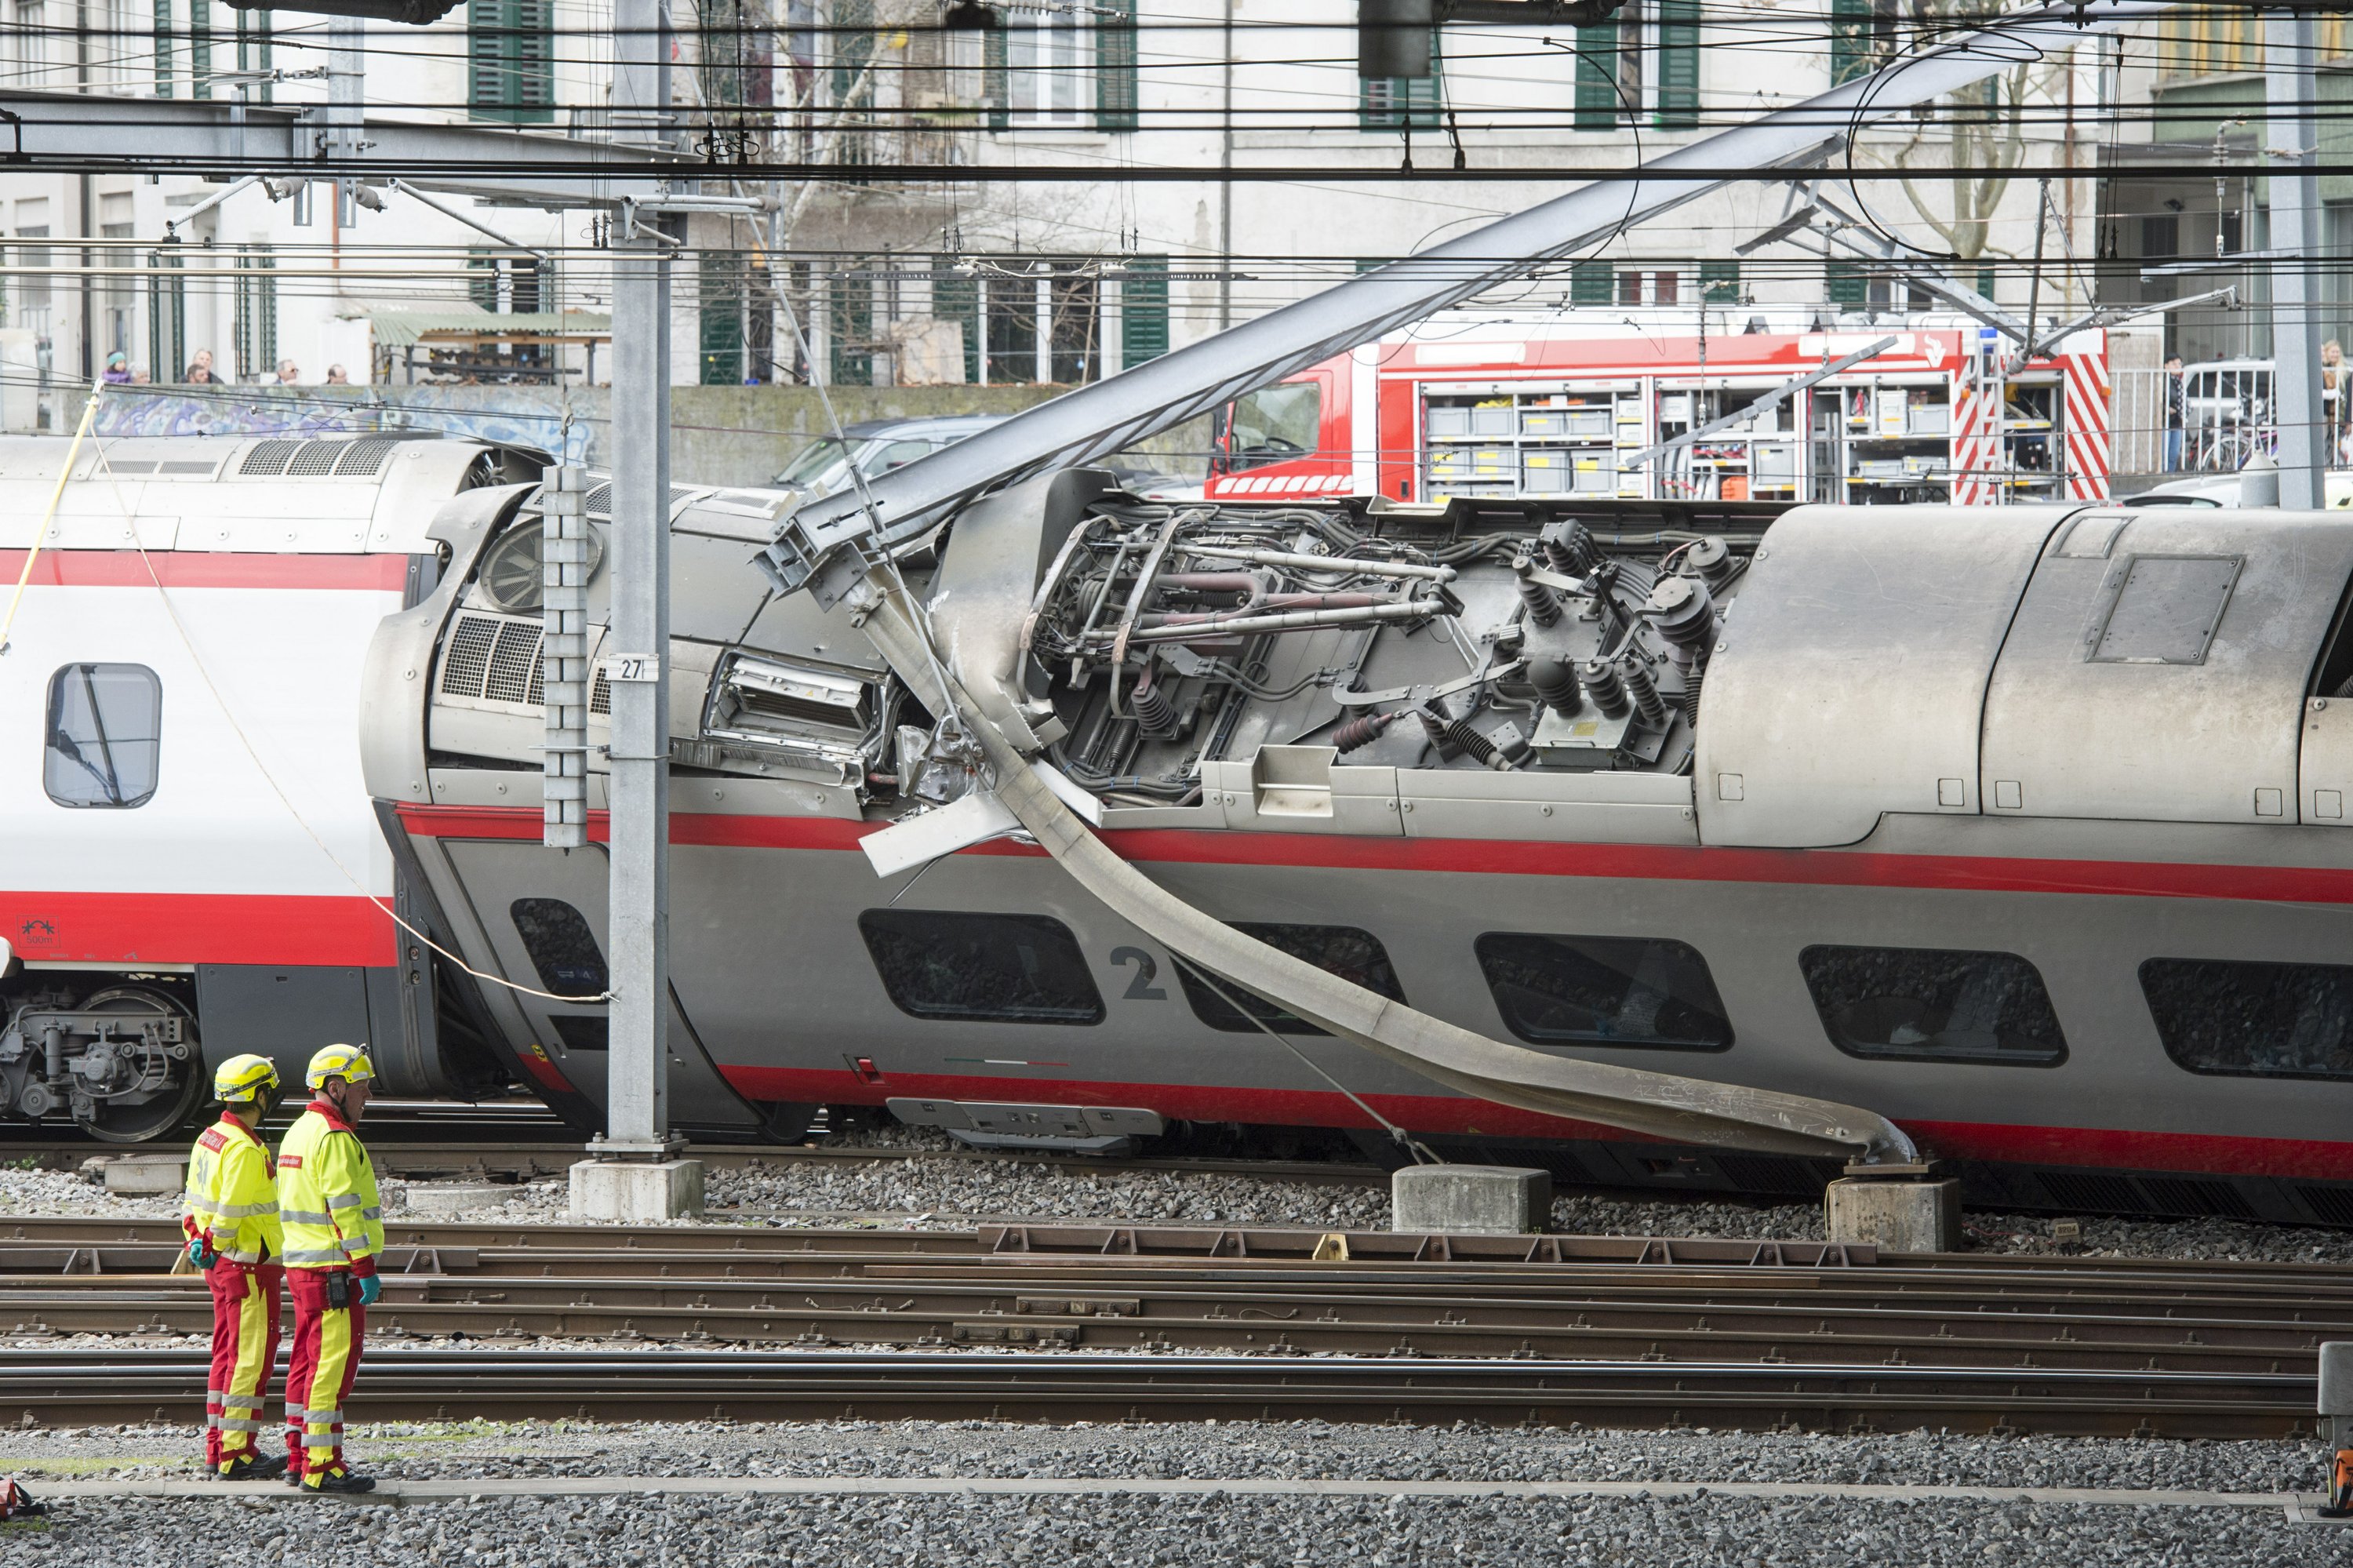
[604,0,675,1156]
[2264,9,2323,508]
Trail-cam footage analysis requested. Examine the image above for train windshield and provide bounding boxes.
[1224,380,1322,474]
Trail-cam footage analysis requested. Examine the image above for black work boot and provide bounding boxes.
[304,1469,376,1495]
[220,1452,289,1483]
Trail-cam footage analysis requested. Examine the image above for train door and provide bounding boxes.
[421,835,778,1141]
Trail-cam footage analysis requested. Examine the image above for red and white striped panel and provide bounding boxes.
[2060,348,2112,502]
[1949,379,2001,506]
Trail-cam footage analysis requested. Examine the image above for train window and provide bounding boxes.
[1475,933,1732,1052]
[44,663,162,809]
[1174,923,1407,1036]
[857,910,1104,1025]
[1799,945,2066,1066]
[547,1015,609,1052]
[509,899,609,997]
[2142,957,2353,1080]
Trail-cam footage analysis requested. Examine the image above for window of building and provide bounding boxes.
[2142,957,2353,1080]
[44,663,162,809]
[190,0,209,97]
[1475,932,1732,1051]
[1361,30,1442,131]
[153,0,173,95]
[1654,0,1697,128]
[1700,259,1740,304]
[234,6,271,101]
[510,898,609,997]
[1570,259,1613,304]
[1009,12,1089,124]
[469,0,553,123]
[1830,0,1899,85]
[858,910,1105,1024]
[1799,945,2067,1065]
[1175,922,1407,1035]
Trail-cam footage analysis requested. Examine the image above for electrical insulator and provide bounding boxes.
[1580,659,1630,719]
[1528,656,1584,718]
[1623,660,1669,729]
[1515,552,1562,628]
[1332,710,1398,755]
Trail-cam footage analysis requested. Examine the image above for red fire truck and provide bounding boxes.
[1207,314,2111,508]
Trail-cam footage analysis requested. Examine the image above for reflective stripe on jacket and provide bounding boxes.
[181,1117,281,1265]
[276,1102,384,1270]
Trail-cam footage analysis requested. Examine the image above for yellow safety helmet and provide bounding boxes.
[304,1043,376,1092]
[213,1053,282,1105]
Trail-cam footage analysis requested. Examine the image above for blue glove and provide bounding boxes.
[186,1237,217,1270]
[355,1274,381,1308]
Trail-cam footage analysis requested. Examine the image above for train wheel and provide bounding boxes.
[67,986,205,1145]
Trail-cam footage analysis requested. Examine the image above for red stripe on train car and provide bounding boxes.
[391,802,2353,905]
[0,891,397,966]
[0,550,411,591]
[713,1064,2353,1181]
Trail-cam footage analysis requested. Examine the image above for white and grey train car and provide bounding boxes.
[0,432,552,1140]
[361,470,2353,1223]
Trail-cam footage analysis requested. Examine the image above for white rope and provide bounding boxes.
[81,418,613,1006]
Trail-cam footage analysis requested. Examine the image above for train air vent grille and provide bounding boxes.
[2035,1171,2141,1215]
[590,668,611,715]
[484,620,543,705]
[242,441,300,476]
[335,437,400,476]
[1715,1155,1827,1196]
[2295,1184,2353,1227]
[159,460,218,474]
[526,643,544,707]
[105,460,158,475]
[2134,1177,2255,1220]
[285,440,350,477]
[440,613,501,698]
[584,483,697,517]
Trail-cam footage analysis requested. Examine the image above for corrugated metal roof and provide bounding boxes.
[371,311,613,347]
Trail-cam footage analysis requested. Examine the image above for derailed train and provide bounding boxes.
[344,459,2353,1224]
[13,429,2353,1224]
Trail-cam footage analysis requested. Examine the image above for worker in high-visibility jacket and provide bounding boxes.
[277,1043,384,1494]
[181,1053,289,1481]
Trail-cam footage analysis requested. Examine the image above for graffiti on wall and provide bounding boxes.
[91,386,595,464]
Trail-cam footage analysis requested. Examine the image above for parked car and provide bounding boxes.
[771,415,1007,499]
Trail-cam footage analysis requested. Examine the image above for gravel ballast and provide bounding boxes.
[0,1419,2338,1568]
[10,1156,2353,1264]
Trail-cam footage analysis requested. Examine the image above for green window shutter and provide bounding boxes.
[1570,259,1612,306]
[1829,0,1871,85]
[467,249,499,310]
[1700,259,1740,304]
[1826,260,1867,308]
[236,11,271,103]
[155,0,173,96]
[931,256,979,384]
[514,0,553,116]
[191,0,209,98]
[1359,31,1442,131]
[1120,256,1167,368]
[833,0,875,106]
[471,0,552,122]
[150,248,185,380]
[1573,24,1614,129]
[232,246,275,379]
[984,21,1009,130]
[1655,0,1698,129]
[1095,0,1137,131]
[700,252,745,386]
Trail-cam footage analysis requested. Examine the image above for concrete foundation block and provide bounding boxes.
[104,1155,188,1196]
[568,1159,704,1223]
[402,1183,519,1215]
[1824,1176,1960,1252]
[1391,1165,1551,1235]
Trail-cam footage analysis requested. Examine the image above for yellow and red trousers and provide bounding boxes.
[283,1267,367,1485]
[203,1261,282,1471]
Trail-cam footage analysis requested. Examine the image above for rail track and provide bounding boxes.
[0,1220,2337,1439]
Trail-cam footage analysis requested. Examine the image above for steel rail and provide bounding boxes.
[0,1348,2314,1439]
